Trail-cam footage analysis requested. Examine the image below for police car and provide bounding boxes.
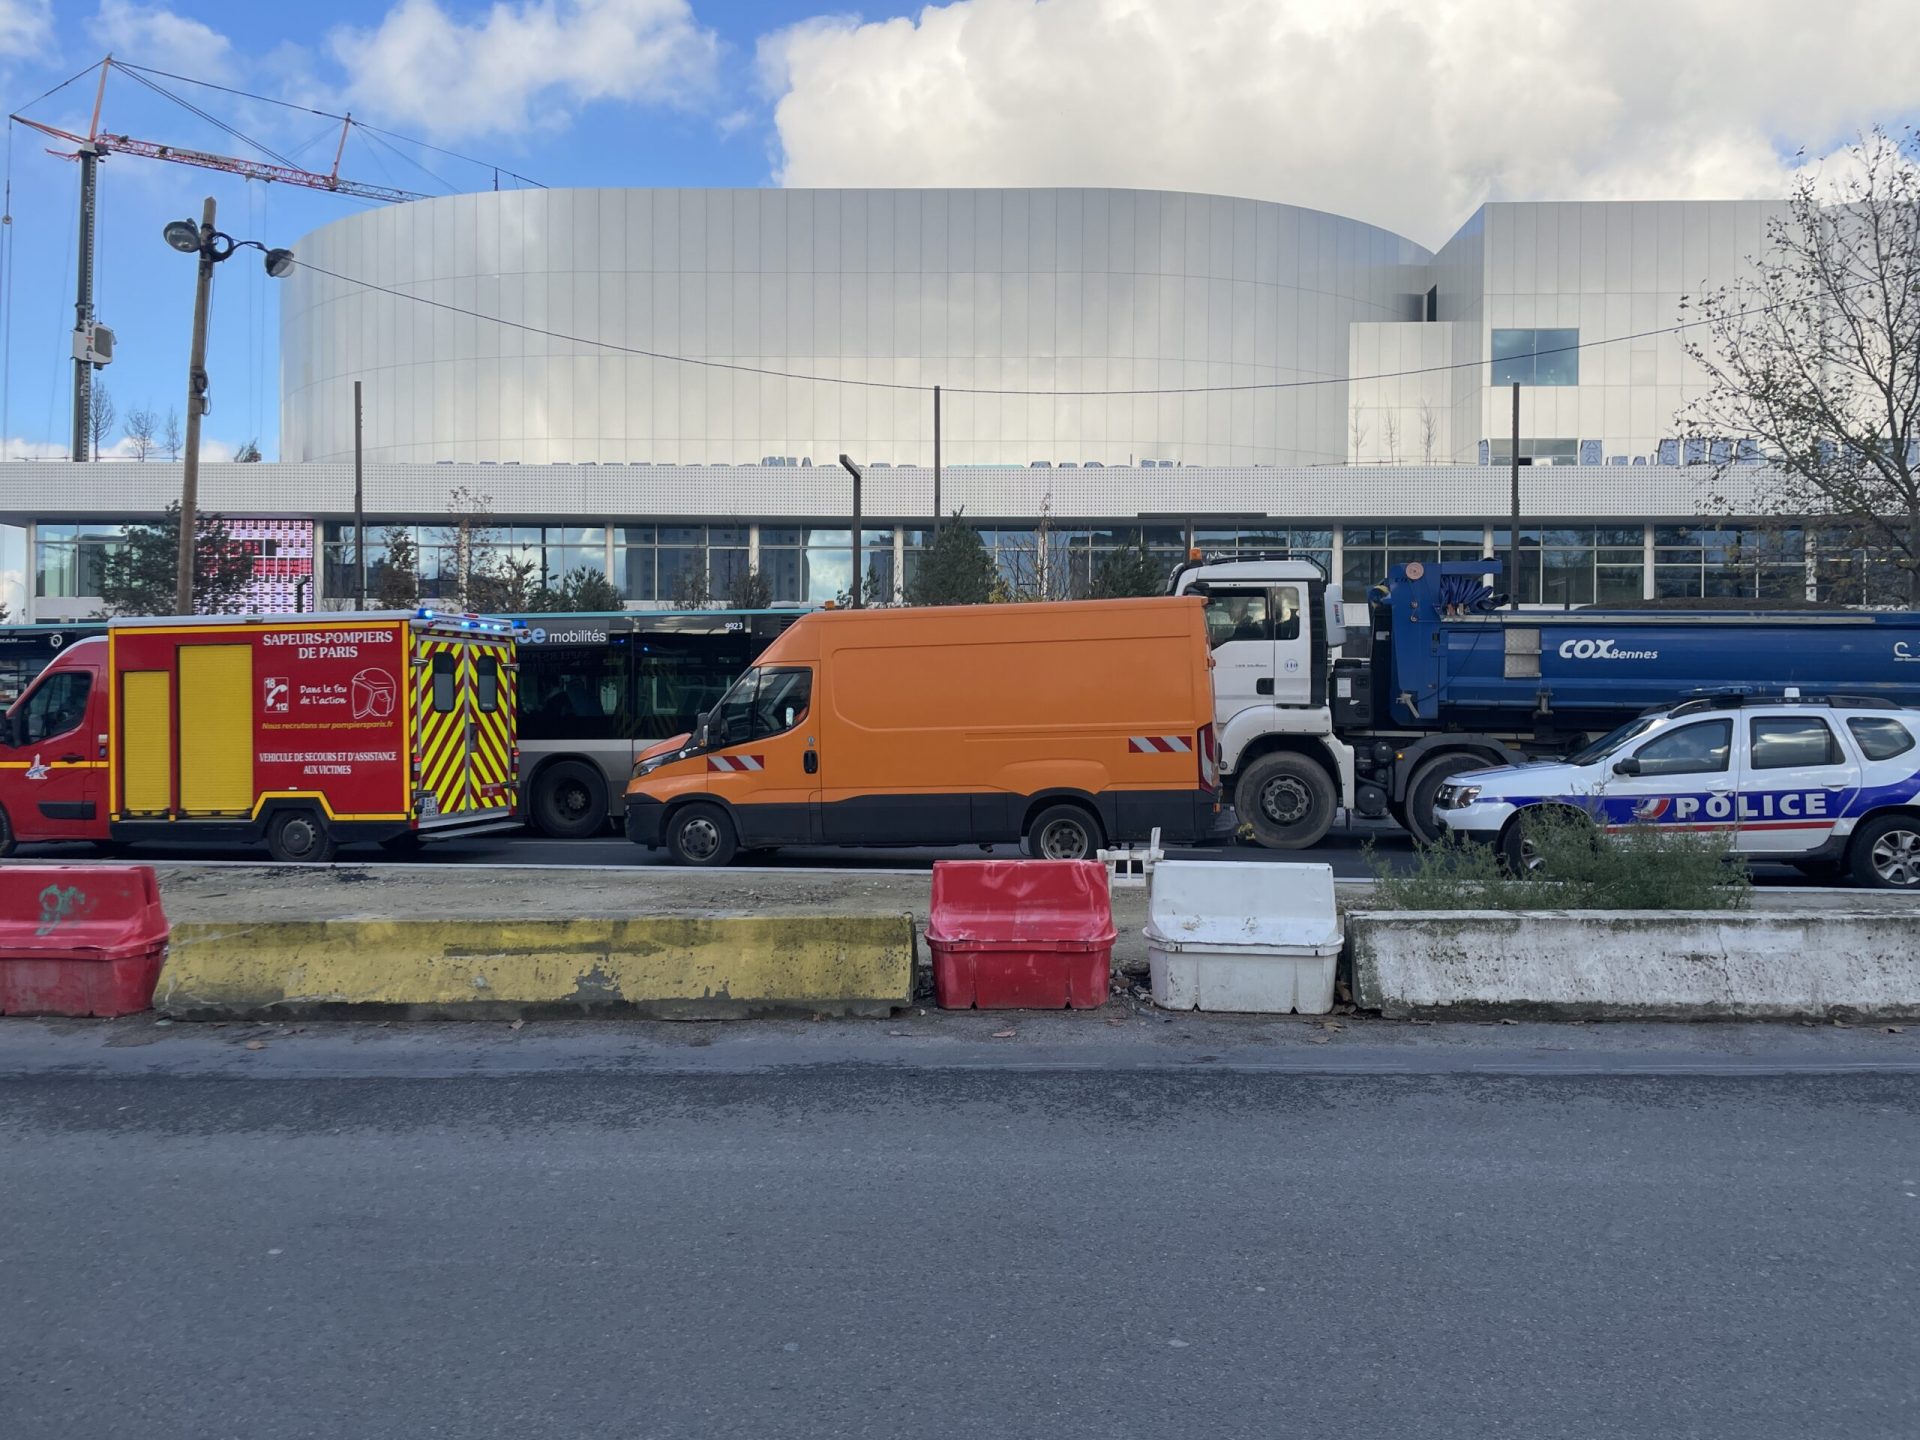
[1436,693,1920,889]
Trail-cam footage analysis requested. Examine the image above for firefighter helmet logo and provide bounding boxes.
[351,667,397,720]
[263,676,290,714]
[24,753,49,781]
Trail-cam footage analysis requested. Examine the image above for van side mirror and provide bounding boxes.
[1612,756,1641,777]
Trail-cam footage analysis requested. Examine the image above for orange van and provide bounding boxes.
[623,597,1222,865]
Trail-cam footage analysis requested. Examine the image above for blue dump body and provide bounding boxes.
[1378,562,1920,730]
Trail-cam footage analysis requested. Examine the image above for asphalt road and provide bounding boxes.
[8,824,1823,882]
[3,1040,1915,1440]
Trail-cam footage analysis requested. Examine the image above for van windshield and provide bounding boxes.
[1566,715,1660,766]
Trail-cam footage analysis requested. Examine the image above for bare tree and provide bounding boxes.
[1382,411,1401,465]
[161,409,183,460]
[123,407,157,461]
[1418,399,1439,464]
[1682,126,1920,603]
[1348,401,1369,461]
[89,385,116,460]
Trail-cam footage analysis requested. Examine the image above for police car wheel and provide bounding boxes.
[667,803,737,867]
[1850,815,1920,890]
[1499,815,1543,874]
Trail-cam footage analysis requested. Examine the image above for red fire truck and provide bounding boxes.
[0,612,519,863]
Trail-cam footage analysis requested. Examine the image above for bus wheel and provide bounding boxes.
[1235,753,1335,849]
[0,803,14,857]
[1025,804,1103,861]
[666,803,737,867]
[268,809,337,864]
[531,761,608,839]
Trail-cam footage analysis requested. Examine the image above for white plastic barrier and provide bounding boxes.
[1098,826,1164,890]
[1144,861,1344,1014]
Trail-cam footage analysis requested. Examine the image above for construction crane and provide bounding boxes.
[9,57,428,459]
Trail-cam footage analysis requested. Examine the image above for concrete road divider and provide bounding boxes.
[1348,909,1920,1021]
[155,914,916,1020]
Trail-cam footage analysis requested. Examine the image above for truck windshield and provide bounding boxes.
[1565,715,1659,766]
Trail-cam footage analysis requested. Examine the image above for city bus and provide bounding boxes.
[510,609,803,836]
[0,624,107,708]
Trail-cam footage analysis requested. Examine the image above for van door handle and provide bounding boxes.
[803,751,818,774]
[58,753,84,763]
[1255,679,1274,696]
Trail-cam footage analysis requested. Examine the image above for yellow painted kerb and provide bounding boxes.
[155,914,916,1016]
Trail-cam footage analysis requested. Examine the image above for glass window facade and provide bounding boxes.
[35,523,127,598]
[1491,526,1645,605]
[1343,526,1486,593]
[1491,329,1580,387]
[1653,524,1805,600]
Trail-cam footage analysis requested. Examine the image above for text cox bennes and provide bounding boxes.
[0,611,521,864]
[623,597,1225,865]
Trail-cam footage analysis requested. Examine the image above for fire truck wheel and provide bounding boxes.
[665,802,737,867]
[0,803,13,857]
[531,761,608,838]
[267,809,338,864]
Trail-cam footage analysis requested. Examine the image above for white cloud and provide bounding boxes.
[328,0,721,142]
[759,0,1920,246]
[88,1,234,78]
[0,0,49,62]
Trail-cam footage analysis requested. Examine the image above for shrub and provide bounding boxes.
[1367,807,1751,911]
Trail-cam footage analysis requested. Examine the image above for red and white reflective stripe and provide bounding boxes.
[1127,735,1193,753]
[707,754,766,772]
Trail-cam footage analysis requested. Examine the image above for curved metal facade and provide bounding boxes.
[281,188,1429,468]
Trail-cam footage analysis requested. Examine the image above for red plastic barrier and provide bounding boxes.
[927,859,1116,1010]
[0,866,170,1017]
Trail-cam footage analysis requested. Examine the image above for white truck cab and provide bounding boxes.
[1169,557,1359,848]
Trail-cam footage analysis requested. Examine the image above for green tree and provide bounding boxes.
[1683,126,1920,603]
[671,558,713,610]
[726,563,774,610]
[905,515,994,606]
[469,553,548,613]
[96,503,256,616]
[1088,541,1170,598]
[372,527,420,609]
[553,566,624,612]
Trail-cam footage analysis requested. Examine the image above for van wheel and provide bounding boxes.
[1025,804,1102,861]
[1404,754,1486,846]
[1234,754,1335,849]
[1849,814,1920,889]
[0,804,14,857]
[666,803,737,867]
[267,810,337,864]
[531,761,607,838]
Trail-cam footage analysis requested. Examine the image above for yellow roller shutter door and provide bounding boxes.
[179,644,254,814]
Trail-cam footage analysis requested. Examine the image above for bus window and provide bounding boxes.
[518,643,630,741]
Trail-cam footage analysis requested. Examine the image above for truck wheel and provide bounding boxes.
[1849,814,1920,890]
[531,761,608,838]
[0,803,14,857]
[1024,803,1103,861]
[267,809,337,864]
[1234,754,1335,849]
[665,803,737,867]
[1404,754,1486,846]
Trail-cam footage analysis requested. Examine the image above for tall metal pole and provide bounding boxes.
[70,61,110,462]
[932,384,942,535]
[176,195,217,616]
[1508,380,1521,612]
[839,454,863,610]
[70,145,98,461]
[353,379,367,607]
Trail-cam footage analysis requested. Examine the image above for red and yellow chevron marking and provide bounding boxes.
[409,635,518,816]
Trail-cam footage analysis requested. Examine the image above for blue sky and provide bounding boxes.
[0,0,1914,465]
[0,0,926,462]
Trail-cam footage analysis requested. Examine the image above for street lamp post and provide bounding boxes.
[838,453,864,609]
[163,197,295,615]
